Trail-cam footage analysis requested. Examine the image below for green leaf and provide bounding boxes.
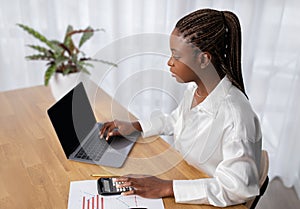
[44,64,57,86]
[17,23,53,49]
[58,43,72,56]
[63,25,73,44]
[82,62,94,68]
[63,25,76,54]
[79,26,94,48]
[26,54,52,61]
[54,56,68,66]
[62,65,77,75]
[62,67,71,75]
[80,66,91,74]
[49,40,64,55]
[90,58,118,67]
[76,60,91,74]
[27,45,53,56]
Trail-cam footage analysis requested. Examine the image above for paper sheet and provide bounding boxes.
[67,180,165,209]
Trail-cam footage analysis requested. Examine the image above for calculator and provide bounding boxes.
[97,177,133,195]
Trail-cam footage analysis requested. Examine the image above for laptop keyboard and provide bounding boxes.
[74,130,112,161]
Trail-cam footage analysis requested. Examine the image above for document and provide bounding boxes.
[67,180,165,209]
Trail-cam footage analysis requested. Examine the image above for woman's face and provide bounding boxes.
[167,28,200,83]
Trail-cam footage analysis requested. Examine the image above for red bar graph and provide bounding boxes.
[82,194,102,209]
[82,196,85,209]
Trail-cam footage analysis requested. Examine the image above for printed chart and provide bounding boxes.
[68,180,164,209]
[81,192,103,209]
[104,195,154,208]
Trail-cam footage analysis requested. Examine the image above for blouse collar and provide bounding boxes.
[192,76,232,117]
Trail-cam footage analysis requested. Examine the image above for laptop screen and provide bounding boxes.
[47,82,97,157]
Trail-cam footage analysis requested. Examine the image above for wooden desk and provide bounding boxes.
[0,85,246,209]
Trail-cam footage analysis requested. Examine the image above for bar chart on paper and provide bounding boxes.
[68,180,165,209]
[104,195,164,209]
[81,192,102,209]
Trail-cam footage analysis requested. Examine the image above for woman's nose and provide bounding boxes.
[167,57,174,67]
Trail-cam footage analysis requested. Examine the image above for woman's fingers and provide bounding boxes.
[99,121,115,138]
[121,190,135,196]
[113,175,173,198]
[106,129,121,141]
[99,120,139,140]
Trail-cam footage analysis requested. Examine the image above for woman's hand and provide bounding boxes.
[99,120,142,140]
[113,175,174,198]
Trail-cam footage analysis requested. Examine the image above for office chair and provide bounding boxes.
[245,150,269,209]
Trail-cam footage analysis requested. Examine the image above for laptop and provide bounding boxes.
[47,82,140,168]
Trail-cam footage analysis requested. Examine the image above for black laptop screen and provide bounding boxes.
[47,82,97,157]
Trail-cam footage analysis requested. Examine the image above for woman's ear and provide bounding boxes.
[198,52,211,69]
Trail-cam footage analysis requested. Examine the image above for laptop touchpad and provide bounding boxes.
[109,136,133,150]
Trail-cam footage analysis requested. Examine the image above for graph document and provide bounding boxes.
[67,180,165,209]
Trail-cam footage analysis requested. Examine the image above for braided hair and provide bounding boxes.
[175,9,247,98]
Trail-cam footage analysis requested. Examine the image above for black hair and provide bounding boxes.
[175,9,247,98]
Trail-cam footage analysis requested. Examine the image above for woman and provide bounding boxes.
[100,8,262,207]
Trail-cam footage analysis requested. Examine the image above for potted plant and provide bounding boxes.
[17,24,117,99]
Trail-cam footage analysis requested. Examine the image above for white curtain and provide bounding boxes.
[1,0,300,198]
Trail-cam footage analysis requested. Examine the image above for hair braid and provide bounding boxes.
[175,9,247,98]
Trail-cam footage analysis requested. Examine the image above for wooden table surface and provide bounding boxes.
[0,84,246,209]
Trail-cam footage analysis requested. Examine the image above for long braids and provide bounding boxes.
[175,9,247,98]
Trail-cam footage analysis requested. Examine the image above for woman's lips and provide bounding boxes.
[170,69,176,77]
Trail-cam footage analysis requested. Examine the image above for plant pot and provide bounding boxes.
[49,72,81,101]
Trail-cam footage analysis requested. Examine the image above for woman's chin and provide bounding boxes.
[171,73,185,83]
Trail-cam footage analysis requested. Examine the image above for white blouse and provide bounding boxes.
[139,76,262,207]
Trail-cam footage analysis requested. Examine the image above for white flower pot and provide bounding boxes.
[49,72,81,101]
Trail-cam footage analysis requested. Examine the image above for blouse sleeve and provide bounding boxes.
[173,137,261,207]
[138,83,191,138]
[138,102,182,138]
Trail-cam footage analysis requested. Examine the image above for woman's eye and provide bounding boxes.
[172,55,181,60]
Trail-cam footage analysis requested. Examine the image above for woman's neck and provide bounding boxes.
[194,65,221,95]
